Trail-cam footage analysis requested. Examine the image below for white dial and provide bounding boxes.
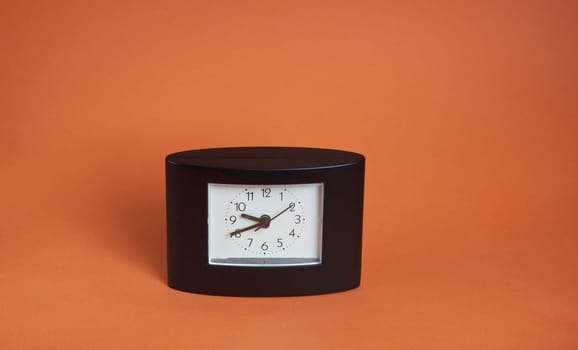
[208,183,323,266]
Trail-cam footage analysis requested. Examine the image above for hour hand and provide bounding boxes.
[240,213,261,222]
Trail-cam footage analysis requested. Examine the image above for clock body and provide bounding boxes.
[166,147,365,296]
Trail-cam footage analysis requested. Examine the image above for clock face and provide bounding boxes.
[208,183,324,267]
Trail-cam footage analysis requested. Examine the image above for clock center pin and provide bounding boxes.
[259,215,271,229]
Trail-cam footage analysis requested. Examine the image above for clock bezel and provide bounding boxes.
[166,147,364,296]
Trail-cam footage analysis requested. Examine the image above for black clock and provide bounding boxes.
[165,147,365,296]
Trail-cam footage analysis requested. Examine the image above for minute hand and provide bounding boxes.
[229,222,263,237]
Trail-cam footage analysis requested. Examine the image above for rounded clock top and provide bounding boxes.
[166,147,364,171]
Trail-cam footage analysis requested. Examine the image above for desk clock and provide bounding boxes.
[166,147,364,296]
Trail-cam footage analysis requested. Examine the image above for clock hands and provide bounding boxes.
[255,202,295,231]
[229,221,263,237]
[271,202,295,221]
[240,213,261,222]
[229,214,271,236]
[231,202,295,236]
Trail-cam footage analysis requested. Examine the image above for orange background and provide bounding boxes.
[1,1,577,349]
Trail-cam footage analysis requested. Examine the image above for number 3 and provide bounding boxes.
[294,215,301,224]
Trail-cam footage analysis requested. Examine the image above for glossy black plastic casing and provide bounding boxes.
[166,147,365,296]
